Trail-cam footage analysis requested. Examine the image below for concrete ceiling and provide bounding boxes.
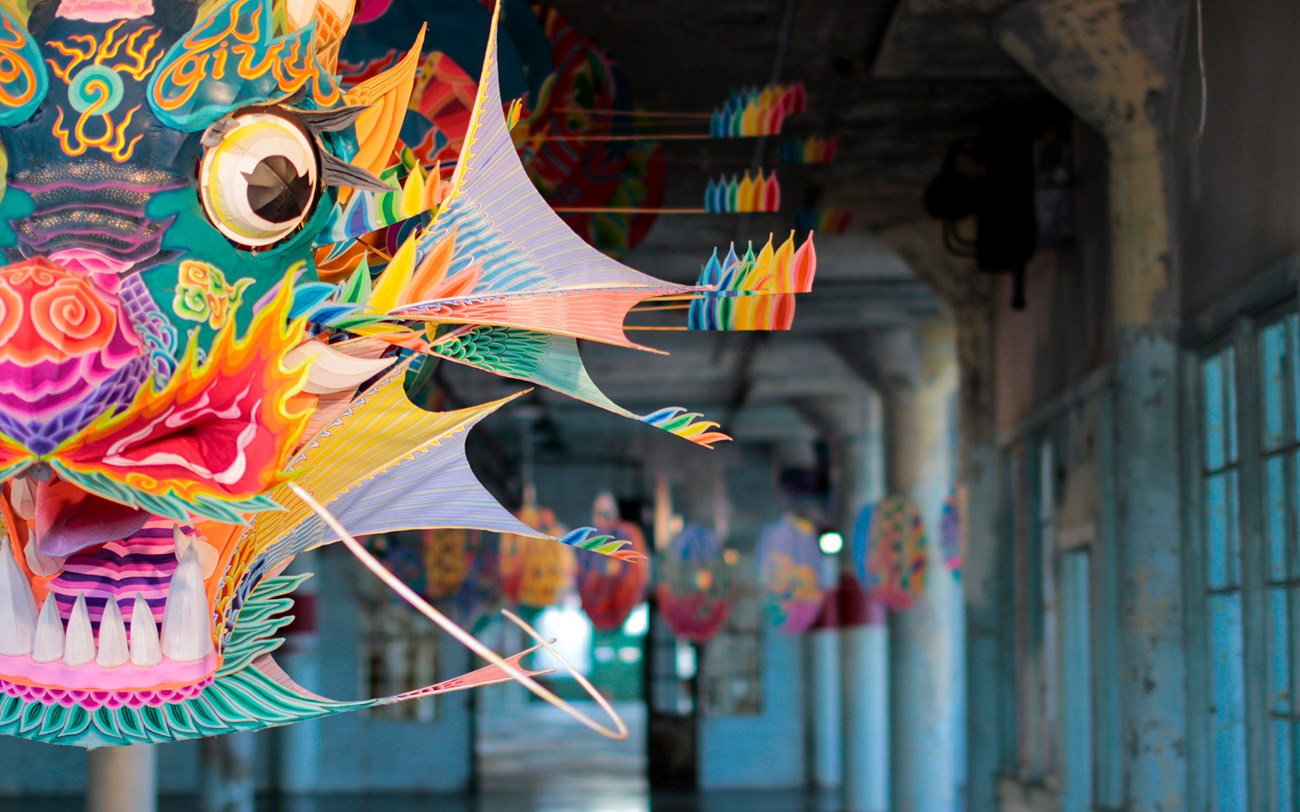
[446,0,1051,482]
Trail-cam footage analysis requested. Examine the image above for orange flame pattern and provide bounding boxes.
[50,279,312,509]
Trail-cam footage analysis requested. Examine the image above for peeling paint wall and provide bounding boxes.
[1174,0,1300,320]
[973,2,1192,811]
[991,120,1113,431]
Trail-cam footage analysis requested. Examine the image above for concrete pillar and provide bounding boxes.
[200,734,255,812]
[830,392,888,812]
[871,150,996,812]
[811,556,842,790]
[1110,335,1185,808]
[86,746,155,812]
[276,560,320,795]
[995,2,1187,807]
[842,590,889,812]
[811,627,842,788]
[883,322,959,812]
[948,562,967,803]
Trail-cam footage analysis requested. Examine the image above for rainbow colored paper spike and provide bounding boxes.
[688,232,817,331]
[794,208,852,234]
[704,170,782,213]
[780,135,838,164]
[709,83,807,138]
[317,159,447,245]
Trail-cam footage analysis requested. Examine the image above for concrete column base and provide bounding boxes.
[86,745,156,812]
[842,617,888,812]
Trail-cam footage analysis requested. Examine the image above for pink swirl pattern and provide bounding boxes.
[0,259,148,453]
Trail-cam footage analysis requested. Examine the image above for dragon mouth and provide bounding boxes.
[0,480,227,698]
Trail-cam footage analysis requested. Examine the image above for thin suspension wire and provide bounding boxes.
[553,206,709,215]
[547,107,714,119]
[535,133,716,142]
[1194,0,1208,142]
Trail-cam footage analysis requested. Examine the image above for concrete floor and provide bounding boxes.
[254,787,837,812]
[9,701,836,811]
[262,699,832,809]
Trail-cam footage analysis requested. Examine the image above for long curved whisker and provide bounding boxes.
[286,482,629,740]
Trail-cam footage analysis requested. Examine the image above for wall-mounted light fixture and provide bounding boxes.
[818,531,844,556]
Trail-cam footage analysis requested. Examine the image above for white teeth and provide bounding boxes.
[96,596,129,668]
[31,593,63,663]
[63,593,94,667]
[129,594,161,667]
[173,525,219,579]
[127,592,161,670]
[23,538,64,578]
[160,543,213,663]
[0,533,214,668]
[0,540,35,656]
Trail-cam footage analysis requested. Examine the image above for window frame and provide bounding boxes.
[1183,298,1300,811]
[995,379,1120,806]
[998,405,1112,800]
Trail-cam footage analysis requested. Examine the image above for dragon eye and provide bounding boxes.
[199,110,320,249]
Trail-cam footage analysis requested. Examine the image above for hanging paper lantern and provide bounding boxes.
[523,4,620,195]
[500,506,576,608]
[339,0,539,106]
[528,26,665,256]
[756,515,824,634]
[779,135,838,165]
[709,83,807,137]
[342,2,663,260]
[367,534,429,598]
[703,170,781,213]
[656,525,732,643]
[852,496,928,610]
[939,485,965,573]
[402,52,482,177]
[422,528,477,599]
[449,533,500,628]
[579,521,650,631]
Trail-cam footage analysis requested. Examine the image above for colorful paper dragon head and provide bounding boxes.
[0,0,814,747]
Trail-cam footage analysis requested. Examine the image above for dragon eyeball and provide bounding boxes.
[199,110,320,249]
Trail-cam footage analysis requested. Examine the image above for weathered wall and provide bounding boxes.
[980,2,1190,811]
[699,629,807,789]
[993,121,1113,433]
[1175,0,1300,320]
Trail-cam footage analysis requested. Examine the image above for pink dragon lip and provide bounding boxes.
[55,0,156,24]
[0,652,217,693]
[46,249,135,287]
